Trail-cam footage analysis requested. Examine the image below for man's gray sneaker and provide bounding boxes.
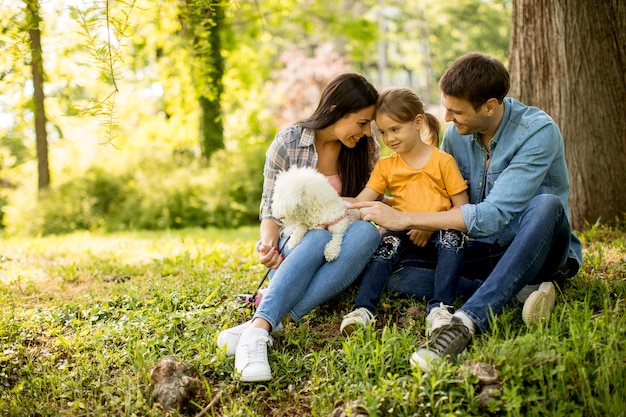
[410,316,472,372]
[522,281,556,324]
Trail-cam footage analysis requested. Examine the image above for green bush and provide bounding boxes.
[112,167,212,231]
[85,167,132,221]
[205,143,266,228]
[38,184,97,235]
[34,167,132,235]
[2,147,268,236]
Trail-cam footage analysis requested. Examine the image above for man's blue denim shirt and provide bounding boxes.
[441,97,582,269]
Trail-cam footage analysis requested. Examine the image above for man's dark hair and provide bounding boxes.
[439,52,510,111]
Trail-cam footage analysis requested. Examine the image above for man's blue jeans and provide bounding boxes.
[386,194,577,333]
[253,220,380,331]
[354,229,466,315]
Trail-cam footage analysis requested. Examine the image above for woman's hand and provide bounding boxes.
[258,243,284,269]
[407,229,433,247]
[258,218,283,269]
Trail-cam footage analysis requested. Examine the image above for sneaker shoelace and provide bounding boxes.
[429,307,452,321]
[246,336,272,363]
[347,308,373,321]
[428,318,471,357]
[358,310,372,321]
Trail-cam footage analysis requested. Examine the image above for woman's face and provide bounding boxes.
[333,105,376,148]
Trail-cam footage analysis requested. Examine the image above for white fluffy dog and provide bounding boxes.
[271,166,358,262]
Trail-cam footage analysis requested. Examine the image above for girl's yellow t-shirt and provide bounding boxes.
[366,147,467,213]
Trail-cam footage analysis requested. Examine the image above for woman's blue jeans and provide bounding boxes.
[253,220,380,331]
[385,194,577,333]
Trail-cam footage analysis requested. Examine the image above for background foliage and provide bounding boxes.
[0,0,511,236]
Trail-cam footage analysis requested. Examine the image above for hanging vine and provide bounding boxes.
[69,0,138,146]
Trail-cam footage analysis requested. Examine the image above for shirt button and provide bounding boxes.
[479,182,483,186]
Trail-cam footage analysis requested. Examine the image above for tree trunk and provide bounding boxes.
[509,0,626,230]
[26,0,50,191]
[198,0,225,161]
[181,0,226,162]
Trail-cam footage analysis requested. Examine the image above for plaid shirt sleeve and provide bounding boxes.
[260,137,288,220]
[259,127,317,220]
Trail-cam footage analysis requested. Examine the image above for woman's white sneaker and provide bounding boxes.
[235,327,272,382]
[217,319,283,356]
[217,320,253,356]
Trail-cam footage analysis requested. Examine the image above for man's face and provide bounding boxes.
[441,93,490,136]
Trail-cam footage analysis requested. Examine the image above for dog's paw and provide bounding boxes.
[324,243,341,262]
[288,235,302,249]
[288,226,306,249]
[347,208,361,222]
[324,252,339,262]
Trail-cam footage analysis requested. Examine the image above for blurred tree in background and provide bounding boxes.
[180,0,227,161]
[24,0,50,191]
[0,0,514,235]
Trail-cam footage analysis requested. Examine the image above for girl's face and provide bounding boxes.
[333,105,376,148]
[375,113,424,154]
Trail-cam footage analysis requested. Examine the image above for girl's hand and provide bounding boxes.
[407,229,433,247]
[258,243,284,269]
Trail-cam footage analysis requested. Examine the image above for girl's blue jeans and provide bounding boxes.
[354,229,465,315]
[253,220,380,331]
[385,194,577,333]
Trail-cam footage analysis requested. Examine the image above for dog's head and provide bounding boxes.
[271,166,342,225]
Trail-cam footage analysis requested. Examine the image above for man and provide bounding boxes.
[351,52,582,371]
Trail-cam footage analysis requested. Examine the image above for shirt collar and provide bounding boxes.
[300,127,316,147]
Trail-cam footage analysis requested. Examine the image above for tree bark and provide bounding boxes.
[509,0,626,230]
[198,0,225,161]
[181,0,226,162]
[26,0,50,191]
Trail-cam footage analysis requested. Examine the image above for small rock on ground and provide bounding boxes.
[150,355,204,414]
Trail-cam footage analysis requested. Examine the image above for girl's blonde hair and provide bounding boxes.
[375,87,441,147]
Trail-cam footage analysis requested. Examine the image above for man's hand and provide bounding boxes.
[349,201,408,231]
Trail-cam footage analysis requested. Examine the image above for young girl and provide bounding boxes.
[340,87,469,336]
[217,73,381,382]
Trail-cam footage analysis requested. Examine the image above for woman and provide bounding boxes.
[217,73,381,382]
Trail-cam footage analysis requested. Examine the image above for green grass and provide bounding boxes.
[0,222,624,416]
